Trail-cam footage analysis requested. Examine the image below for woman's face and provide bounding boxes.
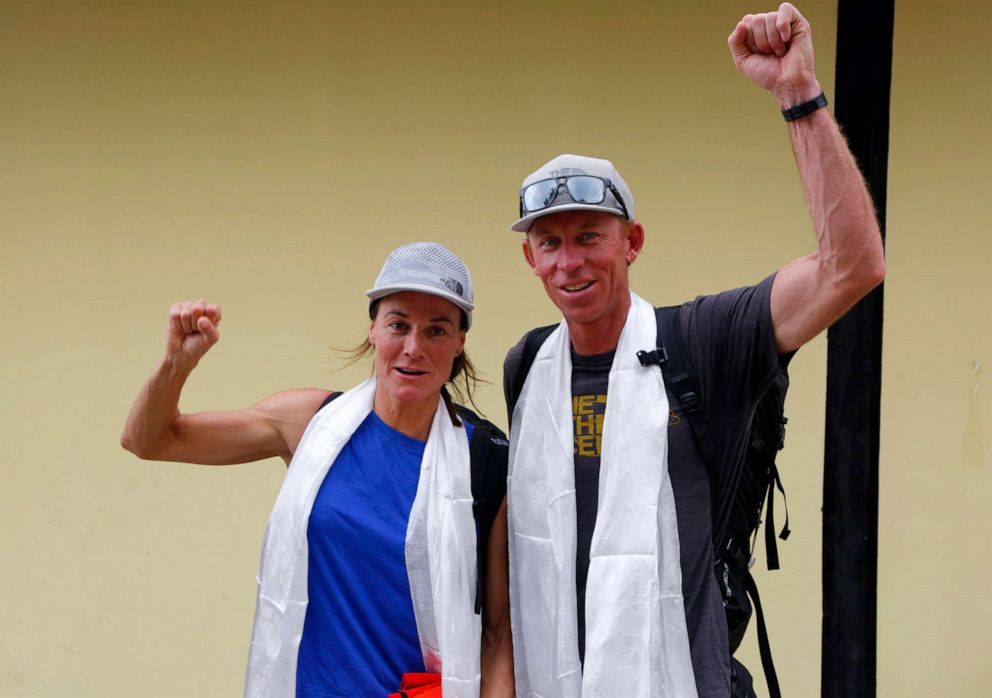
[369,291,466,407]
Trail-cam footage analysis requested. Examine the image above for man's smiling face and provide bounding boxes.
[523,210,643,332]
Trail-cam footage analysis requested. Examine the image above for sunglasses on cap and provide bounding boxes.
[518,175,631,220]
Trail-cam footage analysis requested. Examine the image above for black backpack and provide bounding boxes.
[318,392,509,616]
[504,306,790,698]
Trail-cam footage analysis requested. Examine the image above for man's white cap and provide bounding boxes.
[511,153,635,232]
[366,242,475,329]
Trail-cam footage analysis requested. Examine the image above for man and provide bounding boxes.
[502,3,885,697]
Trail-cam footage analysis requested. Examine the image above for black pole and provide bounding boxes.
[822,2,893,697]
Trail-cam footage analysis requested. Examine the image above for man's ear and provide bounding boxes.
[625,221,645,264]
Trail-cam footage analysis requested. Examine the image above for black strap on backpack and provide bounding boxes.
[456,405,510,615]
[504,322,557,427]
[647,308,790,555]
[315,392,509,617]
[647,305,789,698]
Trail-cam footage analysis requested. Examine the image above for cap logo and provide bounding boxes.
[441,277,464,297]
[549,167,587,177]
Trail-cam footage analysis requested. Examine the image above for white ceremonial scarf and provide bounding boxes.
[243,377,481,697]
[507,292,698,698]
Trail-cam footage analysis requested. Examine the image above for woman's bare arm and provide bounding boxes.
[121,300,330,465]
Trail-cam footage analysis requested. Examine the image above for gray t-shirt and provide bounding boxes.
[503,275,784,698]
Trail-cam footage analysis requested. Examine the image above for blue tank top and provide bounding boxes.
[295,410,473,698]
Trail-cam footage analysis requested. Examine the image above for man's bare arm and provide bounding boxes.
[729,3,886,353]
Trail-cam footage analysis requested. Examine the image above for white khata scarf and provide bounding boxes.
[243,377,481,697]
[508,292,698,697]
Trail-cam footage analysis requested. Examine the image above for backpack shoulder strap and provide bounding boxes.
[316,390,343,413]
[647,306,716,472]
[504,323,557,426]
[456,405,509,615]
[651,306,702,417]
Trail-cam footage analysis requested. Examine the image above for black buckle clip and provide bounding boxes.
[637,347,668,367]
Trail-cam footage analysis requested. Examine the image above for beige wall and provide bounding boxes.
[2,1,989,695]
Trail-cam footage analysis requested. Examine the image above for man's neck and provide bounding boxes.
[566,298,630,356]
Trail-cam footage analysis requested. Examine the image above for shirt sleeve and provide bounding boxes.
[677,273,790,461]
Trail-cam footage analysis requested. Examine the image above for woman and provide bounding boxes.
[121,242,513,698]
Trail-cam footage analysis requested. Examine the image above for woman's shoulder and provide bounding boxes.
[254,387,335,418]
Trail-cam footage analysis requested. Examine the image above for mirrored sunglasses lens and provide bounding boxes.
[565,176,606,204]
[523,180,559,212]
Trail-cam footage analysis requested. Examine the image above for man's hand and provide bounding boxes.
[166,299,222,369]
[728,2,821,108]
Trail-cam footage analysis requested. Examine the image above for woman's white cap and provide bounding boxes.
[366,242,474,329]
